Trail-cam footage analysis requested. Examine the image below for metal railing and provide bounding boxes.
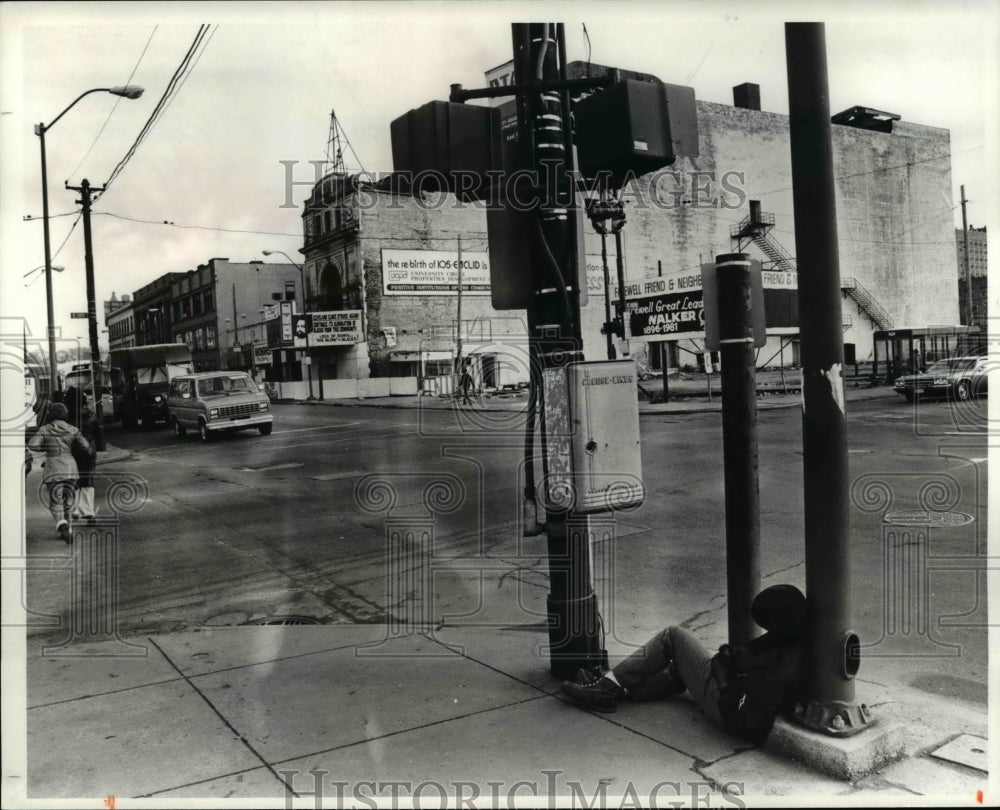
[841,277,894,330]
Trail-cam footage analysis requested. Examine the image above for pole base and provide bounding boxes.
[791,698,875,737]
[545,593,607,680]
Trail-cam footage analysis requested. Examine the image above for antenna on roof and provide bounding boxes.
[326,109,367,175]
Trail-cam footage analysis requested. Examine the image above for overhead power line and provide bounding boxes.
[97,24,215,199]
[68,24,160,180]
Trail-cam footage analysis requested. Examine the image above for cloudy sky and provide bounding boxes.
[2,0,997,356]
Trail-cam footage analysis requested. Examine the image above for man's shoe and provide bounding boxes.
[561,676,625,712]
[573,665,605,685]
[57,522,72,544]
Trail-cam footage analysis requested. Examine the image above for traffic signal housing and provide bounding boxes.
[573,80,699,189]
[390,100,502,202]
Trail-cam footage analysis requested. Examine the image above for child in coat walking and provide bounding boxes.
[27,402,93,543]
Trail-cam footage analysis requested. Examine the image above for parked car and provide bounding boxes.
[167,371,273,442]
[893,355,989,402]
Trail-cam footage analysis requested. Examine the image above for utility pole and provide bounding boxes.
[66,178,106,451]
[785,22,870,737]
[960,185,972,327]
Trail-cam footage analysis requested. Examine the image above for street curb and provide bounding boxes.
[95,446,132,465]
[286,388,898,415]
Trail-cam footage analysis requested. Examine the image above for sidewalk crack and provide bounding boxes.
[146,636,301,797]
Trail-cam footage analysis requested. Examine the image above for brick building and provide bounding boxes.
[105,259,301,375]
[104,293,135,351]
[168,258,300,372]
[299,173,529,397]
[956,225,988,328]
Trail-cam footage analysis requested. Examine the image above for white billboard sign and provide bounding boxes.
[381,249,491,296]
[309,310,363,346]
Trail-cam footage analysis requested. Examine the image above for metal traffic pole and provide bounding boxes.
[514,22,604,679]
[785,22,870,736]
[715,252,760,645]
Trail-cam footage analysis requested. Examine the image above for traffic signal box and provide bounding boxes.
[390,100,502,203]
[573,80,699,188]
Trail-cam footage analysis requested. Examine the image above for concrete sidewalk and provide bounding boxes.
[16,622,989,803]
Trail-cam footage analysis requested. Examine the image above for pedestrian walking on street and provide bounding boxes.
[64,386,99,521]
[561,584,807,744]
[459,367,473,406]
[27,402,93,544]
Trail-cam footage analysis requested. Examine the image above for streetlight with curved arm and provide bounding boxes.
[35,85,144,393]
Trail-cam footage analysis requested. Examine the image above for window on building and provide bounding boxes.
[206,325,217,349]
[425,360,453,377]
[193,294,203,316]
[182,297,191,319]
[203,289,213,312]
[322,261,345,309]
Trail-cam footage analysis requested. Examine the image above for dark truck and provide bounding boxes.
[110,344,193,428]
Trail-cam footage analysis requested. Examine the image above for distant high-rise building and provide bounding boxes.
[957,225,988,327]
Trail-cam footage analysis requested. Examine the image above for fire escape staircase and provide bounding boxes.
[731,210,797,275]
[840,277,894,330]
[730,202,894,331]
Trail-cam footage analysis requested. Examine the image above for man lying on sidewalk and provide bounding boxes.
[561,584,807,744]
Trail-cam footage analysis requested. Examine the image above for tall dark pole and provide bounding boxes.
[515,22,603,678]
[601,231,614,359]
[658,260,668,402]
[960,185,972,327]
[613,226,628,356]
[715,253,760,645]
[785,22,870,736]
[67,178,106,451]
[36,125,59,394]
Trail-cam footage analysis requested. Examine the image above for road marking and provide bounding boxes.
[272,421,365,435]
[238,462,304,472]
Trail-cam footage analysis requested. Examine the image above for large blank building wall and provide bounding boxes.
[586,100,958,364]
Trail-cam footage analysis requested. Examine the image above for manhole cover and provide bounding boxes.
[883,511,974,527]
[248,615,322,626]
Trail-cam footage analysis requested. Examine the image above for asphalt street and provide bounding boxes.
[22,394,990,705]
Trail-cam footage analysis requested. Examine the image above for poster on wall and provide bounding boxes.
[279,300,294,346]
[252,343,271,367]
[381,249,491,296]
[308,310,363,346]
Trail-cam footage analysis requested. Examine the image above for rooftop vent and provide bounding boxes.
[831,106,901,133]
[733,83,761,111]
